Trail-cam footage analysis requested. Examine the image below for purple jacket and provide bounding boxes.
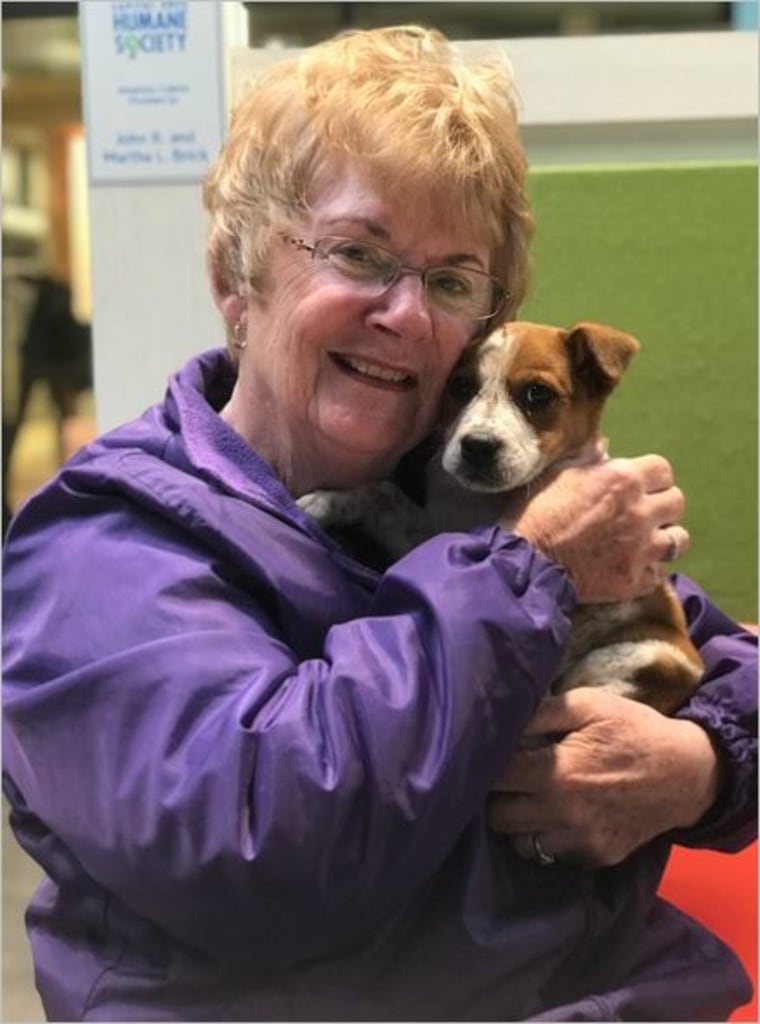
[3,350,756,1022]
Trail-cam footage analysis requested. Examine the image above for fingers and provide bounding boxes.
[493,690,641,796]
[513,451,690,603]
[488,696,714,868]
[657,523,690,562]
[487,793,536,831]
[490,694,596,800]
[629,453,674,493]
[611,458,686,535]
[488,795,581,864]
[608,455,681,504]
[495,691,601,759]
[521,691,594,737]
[613,457,689,566]
[647,482,685,522]
[491,741,555,793]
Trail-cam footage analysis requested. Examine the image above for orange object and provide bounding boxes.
[658,842,757,1021]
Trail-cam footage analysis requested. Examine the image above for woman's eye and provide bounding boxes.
[334,243,373,263]
[520,382,557,412]
[429,271,471,298]
[329,242,389,279]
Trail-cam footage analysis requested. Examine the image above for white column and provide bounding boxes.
[80,1,248,431]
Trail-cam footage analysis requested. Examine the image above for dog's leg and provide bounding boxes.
[297,488,366,527]
[298,481,432,561]
[554,583,704,715]
[555,633,703,715]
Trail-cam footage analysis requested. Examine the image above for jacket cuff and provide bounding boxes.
[673,691,758,850]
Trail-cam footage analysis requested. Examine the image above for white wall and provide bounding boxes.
[87,29,758,431]
[89,183,217,428]
[230,31,758,166]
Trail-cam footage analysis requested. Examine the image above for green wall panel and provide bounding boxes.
[522,162,757,621]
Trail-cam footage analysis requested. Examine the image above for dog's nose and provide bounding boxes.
[459,435,501,467]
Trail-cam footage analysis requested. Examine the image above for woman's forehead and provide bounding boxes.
[305,163,494,259]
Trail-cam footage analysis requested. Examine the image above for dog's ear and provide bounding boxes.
[566,321,640,396]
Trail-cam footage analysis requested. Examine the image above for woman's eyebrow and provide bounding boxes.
[322,216,390,240]
[441,252,486,269]
[321,217,486,268]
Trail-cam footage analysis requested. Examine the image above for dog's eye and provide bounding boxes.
[519,382,557,413]
[447,373,478,404]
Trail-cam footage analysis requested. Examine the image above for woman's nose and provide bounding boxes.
[367,272,433,338]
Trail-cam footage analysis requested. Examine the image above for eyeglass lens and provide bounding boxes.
[309,237,504,319]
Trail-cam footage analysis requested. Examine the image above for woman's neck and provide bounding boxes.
[219,396,394,499]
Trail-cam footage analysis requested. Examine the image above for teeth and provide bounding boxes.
[341,355,410,383]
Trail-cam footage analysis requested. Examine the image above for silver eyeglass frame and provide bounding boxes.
[284,235,509,322]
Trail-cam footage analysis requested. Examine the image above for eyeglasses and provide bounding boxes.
[285,236,508,321]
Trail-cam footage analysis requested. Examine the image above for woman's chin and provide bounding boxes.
[318,417,418,471]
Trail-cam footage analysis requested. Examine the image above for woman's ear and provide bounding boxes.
[209,263,247,327]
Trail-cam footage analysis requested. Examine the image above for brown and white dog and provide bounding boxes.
[300,320,703,715]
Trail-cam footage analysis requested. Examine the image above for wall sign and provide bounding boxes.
[80,1,226,185]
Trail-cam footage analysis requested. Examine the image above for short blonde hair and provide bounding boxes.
[203,25,533,327]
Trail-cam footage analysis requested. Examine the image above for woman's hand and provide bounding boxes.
[487,689,722,868]
[509,454,688,604]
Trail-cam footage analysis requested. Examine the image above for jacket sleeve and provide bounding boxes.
[671,574,758,850]
[2,478,575,968]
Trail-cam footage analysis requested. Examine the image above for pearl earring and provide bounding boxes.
[232,321,247,350]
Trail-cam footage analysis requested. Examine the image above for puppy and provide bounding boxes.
[300,321,703,715]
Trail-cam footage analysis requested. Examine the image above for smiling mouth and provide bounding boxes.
[331,353,416,390]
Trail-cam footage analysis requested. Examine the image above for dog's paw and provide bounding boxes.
[299,481,432,560]
[297,489,358,528]
[299,482,409,526]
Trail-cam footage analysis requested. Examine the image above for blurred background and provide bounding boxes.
[2,1,755,534]
[3,0,756,529]
[2,3,757,1021]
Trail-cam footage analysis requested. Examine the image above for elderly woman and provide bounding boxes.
[3,25,756,1022]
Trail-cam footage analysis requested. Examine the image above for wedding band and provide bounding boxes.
[664,528,680,563]
[531,832,556,866]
